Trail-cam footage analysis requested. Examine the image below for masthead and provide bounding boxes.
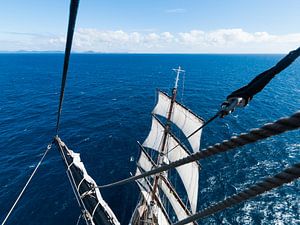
[172,66,185,89]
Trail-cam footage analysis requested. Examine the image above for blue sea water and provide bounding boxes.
[0,53,299,225]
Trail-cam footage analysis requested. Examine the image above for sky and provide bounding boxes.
[0,0,299,53]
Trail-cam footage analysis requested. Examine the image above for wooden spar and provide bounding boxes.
[152,114,201,166]
[138,142,198,225]
[136,166,172,224]
[151,66,184,203]
[159,176,198,225]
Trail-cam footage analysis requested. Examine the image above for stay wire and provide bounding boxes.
[2,1,80,224]
[56,0,80,134]
[1,143,53,225]
[75,214,82,225]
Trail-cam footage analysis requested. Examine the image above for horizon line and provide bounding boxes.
[0,50,287,55]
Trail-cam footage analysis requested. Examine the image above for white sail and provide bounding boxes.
[135,168,151,192]
[137,150,154,173]
[139,190,170,225]
[143,116,165,151]
[135,168,170,225]
[136,149,193,221]
[166,134,199,213]
[159,179,192,224]
[152,91,204,153]
[142,116,199,213]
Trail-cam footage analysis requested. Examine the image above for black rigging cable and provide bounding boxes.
[165,46,300,155]
[223,46,300,109]
[1,2,81,224]
[228,47,300,103]
[1,1,80,224]
[56,0,80,134]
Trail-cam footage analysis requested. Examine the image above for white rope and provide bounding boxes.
[1,143,52,225]
[75,213,82,225]
[181,71,185,103]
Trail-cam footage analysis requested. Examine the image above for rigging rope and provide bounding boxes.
[1,143,53,225]
[174,162,300,225]
[2,1,80,224]
[75,214,82,225]
[221,46,300,115]
[98,111,300,188]
[56,0,80,134]
[164,46,300,155]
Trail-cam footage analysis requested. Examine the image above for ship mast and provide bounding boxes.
[151,66,185,207]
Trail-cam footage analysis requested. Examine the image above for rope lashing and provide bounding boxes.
[56,0,80,134]
[1,143,53,225]
[220,46,300,117]
[174,162,300,225]
[98,111,300,189]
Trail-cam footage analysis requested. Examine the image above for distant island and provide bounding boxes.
[0,50,131,54]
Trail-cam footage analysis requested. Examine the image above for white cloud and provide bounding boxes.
[1,28,300,53]
[165,8,187,14]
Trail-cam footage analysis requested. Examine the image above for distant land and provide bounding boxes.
[0,50,98,54]
[0,50,136,54]
[0,50,285,54]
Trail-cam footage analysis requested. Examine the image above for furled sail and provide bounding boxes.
[152,91,204,153]
[142,116,199,213]
[55,137,120,225]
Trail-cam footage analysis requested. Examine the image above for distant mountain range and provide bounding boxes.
[0,50,130,54]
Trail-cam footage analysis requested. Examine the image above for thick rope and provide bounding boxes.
[56,0,80,134]
[1,143,53,225]
[226,46,300,105]
[174,162,300,225]
[98,111,300,188]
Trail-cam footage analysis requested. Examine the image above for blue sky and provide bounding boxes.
[0,0,299,53]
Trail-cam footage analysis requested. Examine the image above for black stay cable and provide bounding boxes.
[226,46,300,105]
[1,1,80,224]
[56,0,80,134]
[166,46,300,155]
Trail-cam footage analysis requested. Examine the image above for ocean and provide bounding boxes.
[0,53,299,225]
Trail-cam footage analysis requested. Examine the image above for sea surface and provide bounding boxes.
[0,53,299,225]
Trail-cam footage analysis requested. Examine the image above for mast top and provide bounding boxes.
[172,66,185,89]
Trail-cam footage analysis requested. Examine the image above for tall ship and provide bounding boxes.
[129,67,204,225]
[1,1,299,225]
